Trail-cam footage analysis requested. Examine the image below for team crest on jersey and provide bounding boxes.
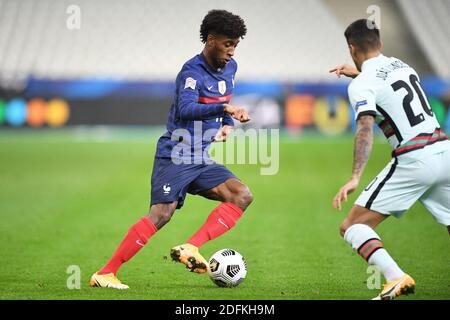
[184,77,196,90]
[163,183,171,195]
[218,81,226,95]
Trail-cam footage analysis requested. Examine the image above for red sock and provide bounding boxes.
[187,202,243,248]
[98,216,157,276]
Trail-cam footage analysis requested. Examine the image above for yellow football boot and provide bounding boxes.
[89,272,129,290]
[373,274,415,300]
[170,243,208,273]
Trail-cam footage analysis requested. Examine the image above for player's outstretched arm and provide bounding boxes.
[329,64,360,79]
[223,103,250,123]
[333,115,375,210]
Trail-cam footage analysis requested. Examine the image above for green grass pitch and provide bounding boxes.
[0,128,448,300]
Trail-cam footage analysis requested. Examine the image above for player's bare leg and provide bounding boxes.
[146,201,178,229]
[339,205,387,236]
[198,178,254,211]
[171,178,253,273]
[340,205,415,300]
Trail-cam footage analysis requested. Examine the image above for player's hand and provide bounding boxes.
[332,177,359,211]
[214,125,233,142]
[329,64,360,79]
[224,103,250,123]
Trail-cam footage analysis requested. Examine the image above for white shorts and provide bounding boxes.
[355,149,450,226]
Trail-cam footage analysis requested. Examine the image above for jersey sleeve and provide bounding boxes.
[348,80,377,121]
[177,70,226,121]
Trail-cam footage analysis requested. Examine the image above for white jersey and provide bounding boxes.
[348,54,450,160]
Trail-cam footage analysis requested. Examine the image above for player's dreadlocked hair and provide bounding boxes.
[200,10,247,43]
[344,19,381,52]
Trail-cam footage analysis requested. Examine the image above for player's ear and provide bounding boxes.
[349,44,357,58]
[206,34,215,48]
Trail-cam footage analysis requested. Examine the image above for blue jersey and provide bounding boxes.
[155,53,237,161]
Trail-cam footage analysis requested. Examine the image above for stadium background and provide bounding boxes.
[0,0,449,300]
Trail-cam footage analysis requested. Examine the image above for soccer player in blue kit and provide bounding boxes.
[90,10,252,289]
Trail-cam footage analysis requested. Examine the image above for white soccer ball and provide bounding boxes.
[208,249,247,288]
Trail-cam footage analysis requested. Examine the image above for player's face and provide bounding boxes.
[210,35,240,69]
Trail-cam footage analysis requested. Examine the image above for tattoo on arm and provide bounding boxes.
[352,115,375,179]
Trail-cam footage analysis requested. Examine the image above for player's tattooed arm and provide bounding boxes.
[352,115,375,180]
[333,114,374,210]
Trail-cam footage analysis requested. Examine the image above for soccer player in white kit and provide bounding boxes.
[330,19,450,300]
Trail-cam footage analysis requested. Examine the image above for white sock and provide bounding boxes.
[344,224,405,282]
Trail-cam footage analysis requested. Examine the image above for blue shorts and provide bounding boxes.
[150,157,237,209]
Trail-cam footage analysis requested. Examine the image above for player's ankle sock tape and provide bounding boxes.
[344,223,404,281]
[344,224,383,261]
[187,202,243,247]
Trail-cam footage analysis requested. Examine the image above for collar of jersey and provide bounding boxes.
[199,53,226,74]
[361,53,385,71]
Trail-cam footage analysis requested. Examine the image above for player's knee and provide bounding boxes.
[339,221,350,238]
[147,206,175,229]
[227,185,253,211]
[157,211,173,227]
[236,186,253,210]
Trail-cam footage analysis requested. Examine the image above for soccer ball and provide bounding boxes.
[208,249,247,288]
